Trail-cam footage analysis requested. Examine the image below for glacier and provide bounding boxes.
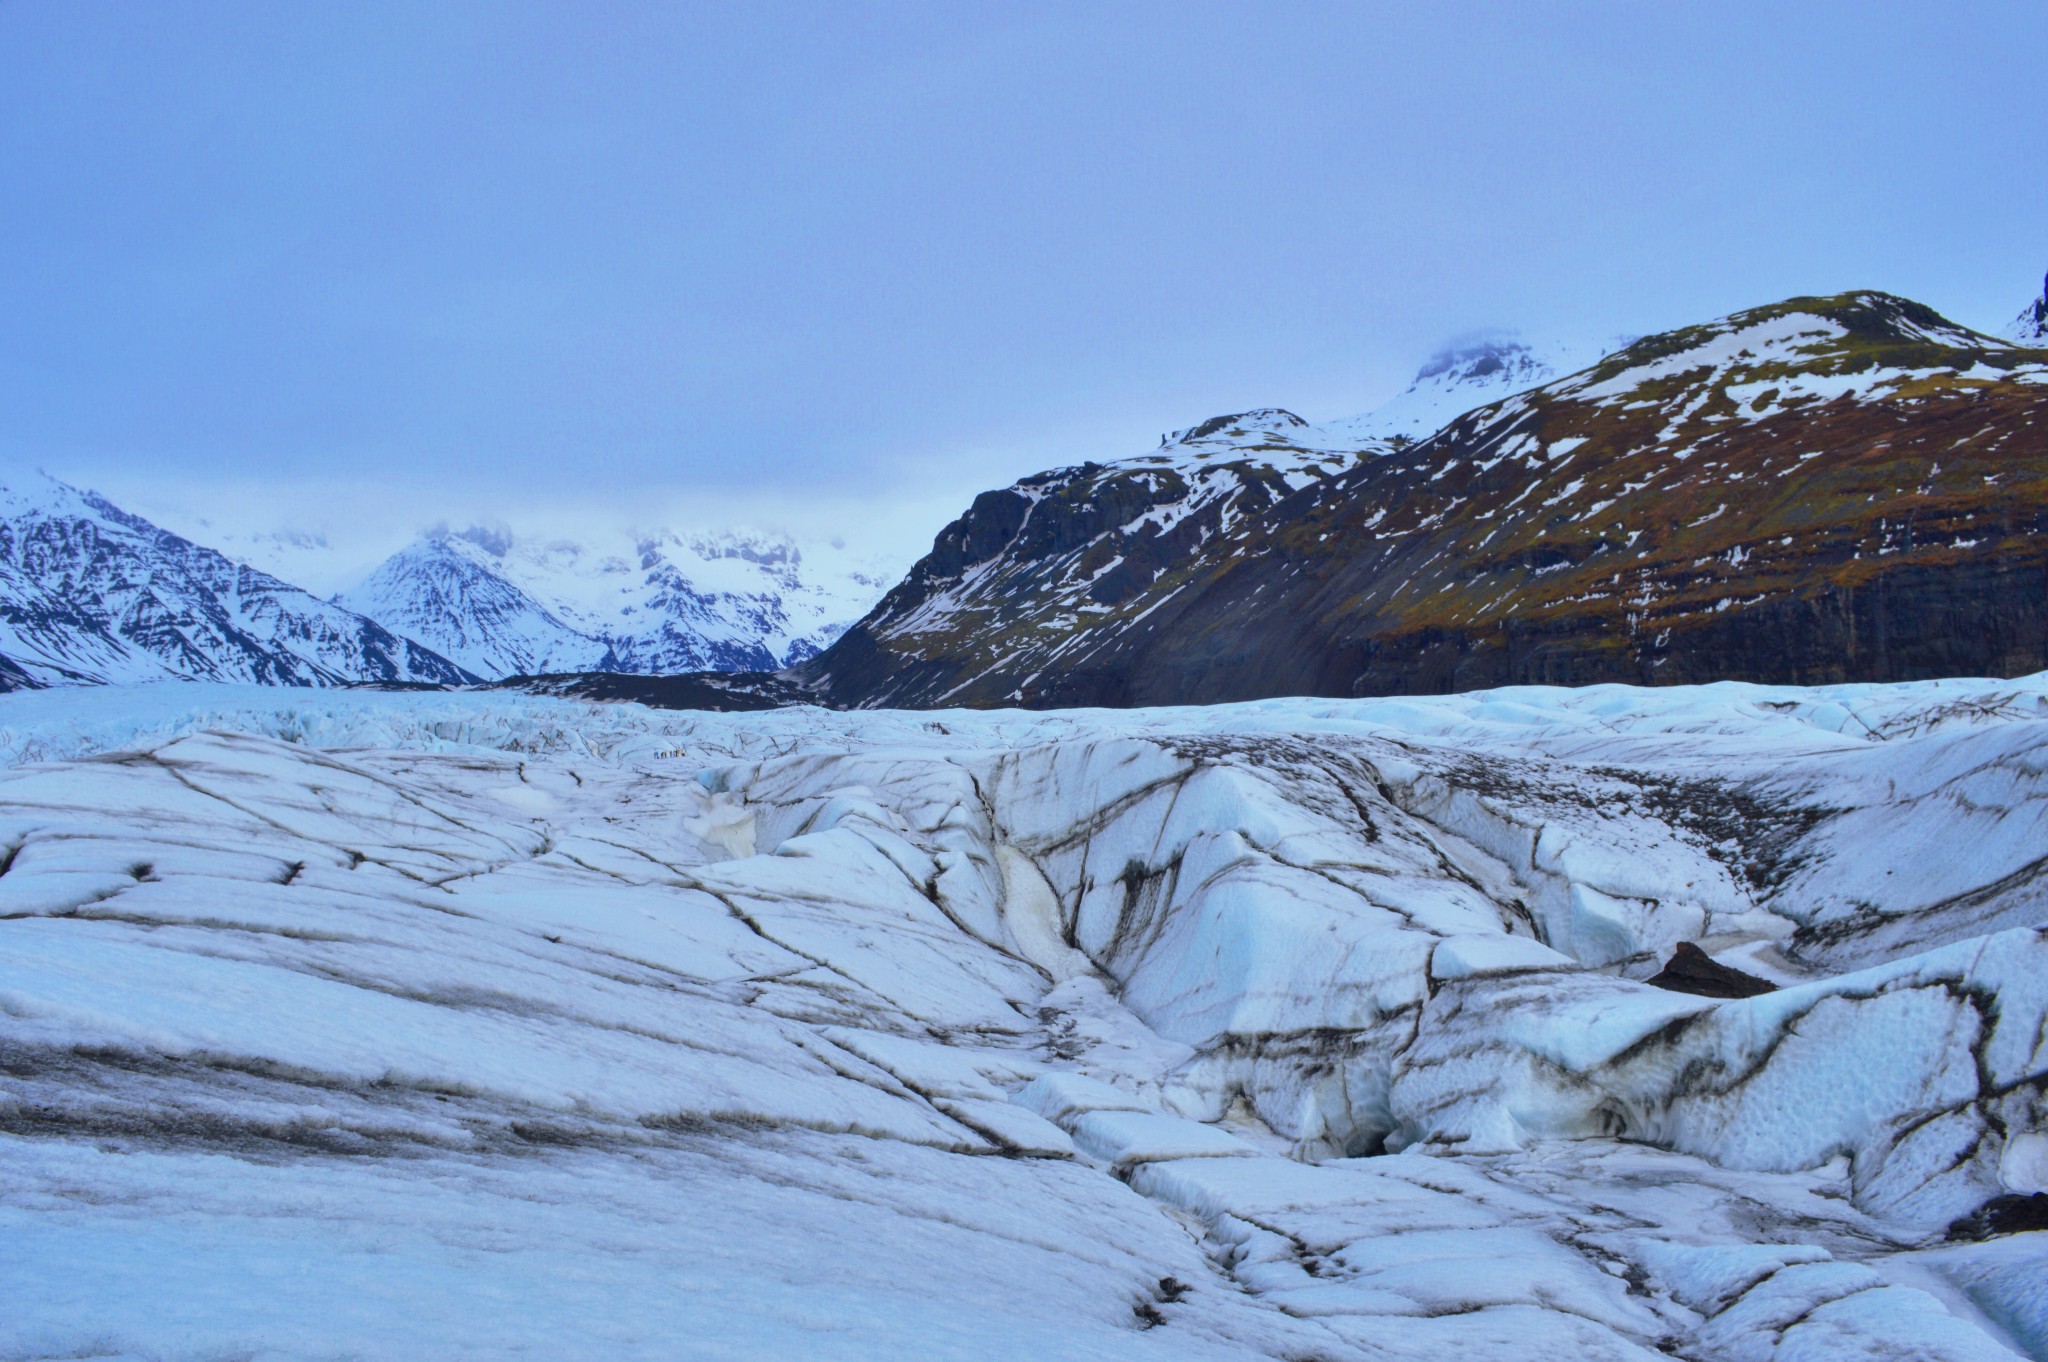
[0,676,2044,1360]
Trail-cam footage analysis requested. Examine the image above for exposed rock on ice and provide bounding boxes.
[1645,940,1777,998]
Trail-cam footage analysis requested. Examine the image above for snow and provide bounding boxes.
[340,523,907,678]
[2,672,2045,1360]
[0,470,472,690]
[1570,313,1850,404]
[337,533,609,677]
[2004,272,2048,346]
[1328,334,1626,444]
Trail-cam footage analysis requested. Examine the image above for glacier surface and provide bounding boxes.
[1,677,2044,1360]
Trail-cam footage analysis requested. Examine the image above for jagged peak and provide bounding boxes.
[0,468,104,521]
[424,522,515,558]
[1412,334,1549,385]
[2008,270,2048,345]
[686,529,801,568]
[1162,408,1312,448]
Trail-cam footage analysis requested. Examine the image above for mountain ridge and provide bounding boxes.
[788,288,2048,709]
[338,522,898,681]
[14,279,2044,705]
[336,532,613,679]
[0,470,477,691]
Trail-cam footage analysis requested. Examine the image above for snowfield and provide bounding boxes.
[1,678,2044,1361]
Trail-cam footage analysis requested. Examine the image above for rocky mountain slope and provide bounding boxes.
[342,523,899,679]
[805,291,2048,708]
[398,339,1596,698]
[0,472,475,690]
[804,409,1381,705]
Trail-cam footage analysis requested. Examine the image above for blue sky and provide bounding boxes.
[1,1,2044,560]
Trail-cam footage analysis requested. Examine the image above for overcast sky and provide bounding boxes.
[2,0,2044,567]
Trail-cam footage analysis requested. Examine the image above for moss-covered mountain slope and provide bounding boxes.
[808,291,2048,708]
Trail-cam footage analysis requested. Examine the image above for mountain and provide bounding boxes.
[0,471,476,691]
[342,523,901,680]
[804,409,1380,706]
[1325,333,1602,445]
[803,290,2048,708]
[2010,270,2048,344]
[338,530,613,679]
[183,523,371,599]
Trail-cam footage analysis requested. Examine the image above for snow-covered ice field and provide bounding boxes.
[1,678,2044,1361]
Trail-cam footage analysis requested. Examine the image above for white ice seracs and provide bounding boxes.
[1,673,2044,1360]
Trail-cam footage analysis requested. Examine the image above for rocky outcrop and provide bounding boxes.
[1646,941,1776,999]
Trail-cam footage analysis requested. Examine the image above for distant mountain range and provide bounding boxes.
[0,472,474,689]
[0,477,903,692]
[0,323,1596,694]
[7,275,2044,701]
[337,524,896,678]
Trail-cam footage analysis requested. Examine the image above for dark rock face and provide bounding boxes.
[1946,1192,2048,1241]
[0,652,42,692]
[800,291,2048,711]
[1644,942,1776,1000]
[495,669,810,712]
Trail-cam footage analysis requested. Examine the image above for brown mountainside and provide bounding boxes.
[807,291,2048,708]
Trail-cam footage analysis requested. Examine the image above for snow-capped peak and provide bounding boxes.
[1329,332,1627,444]
[339,520,906,680]
[1413,336,1552,386]
[0,467,112,523]
[336,535,602,680]
[1161,408,1317,450]
[2008,270,2048,345]
[0,471,473,690]
[429,522,517,559]
[686,529,801,569]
